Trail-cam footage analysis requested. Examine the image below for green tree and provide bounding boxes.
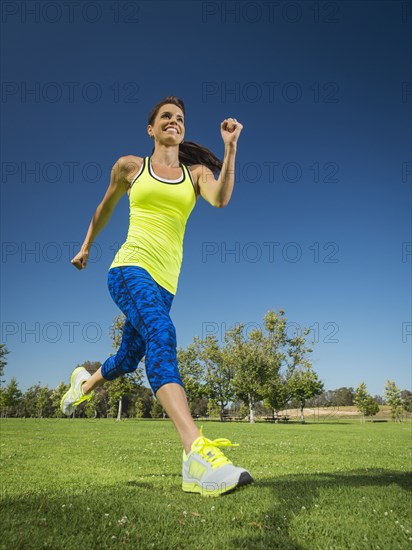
[354,382,368,422]
[0,344,9,382]
[127,386,154,418]
[384,380,403,422]
[133,397,145,418]
[222,309,315,424]
[190,396,209,417]
[110,313,127,350]
[263,374,290,419]
[0,388,6,416]
[262,310,316,421]
[37,386,53,417]
[363,395,380,417]
[136,386,154,418]
[20,384,54,418]
[261,311,289,418]
[3,378,22,417]
[206,398,220,419]
[177,343,204,413]
[195,335,235,421]
[401,390,412,413]
[226,324,268,424]
[354,382,379,422]
[333,387,355,406]
[289,367,324,423]
[21,384,42,417]
[83,389,106,418]
[107,373,141,420]
[150,399,166,418]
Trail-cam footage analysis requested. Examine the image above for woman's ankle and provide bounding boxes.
[183,431,201,455]
[82,381,91,395]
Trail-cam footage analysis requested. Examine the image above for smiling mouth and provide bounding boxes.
[164,127,178,134]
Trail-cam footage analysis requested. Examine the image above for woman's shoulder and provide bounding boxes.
[112,155,145,192]
[116,154,145,174]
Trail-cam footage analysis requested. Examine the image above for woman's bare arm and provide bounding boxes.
[192,118,242,208]
[71,155,142,270]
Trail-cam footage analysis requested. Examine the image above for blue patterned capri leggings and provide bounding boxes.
[101,266,185,394]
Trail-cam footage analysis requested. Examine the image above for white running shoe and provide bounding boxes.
[182,427,254,497]
[60,367,93,416]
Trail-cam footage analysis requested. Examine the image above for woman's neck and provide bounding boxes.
[151,144,180,167]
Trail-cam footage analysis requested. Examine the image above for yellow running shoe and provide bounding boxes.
[60,367,93,416]
[182,427,254,497]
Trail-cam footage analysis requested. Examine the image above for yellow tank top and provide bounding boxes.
[109,156,197,294]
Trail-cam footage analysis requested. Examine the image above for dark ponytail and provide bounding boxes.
[148,96,223,176]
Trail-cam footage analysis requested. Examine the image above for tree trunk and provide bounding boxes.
[218,400,227,422]
[300,403,305,423]
[116,396,122,421]
[248,393,255,424]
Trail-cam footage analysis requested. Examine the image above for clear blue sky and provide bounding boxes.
[1,0,411,397]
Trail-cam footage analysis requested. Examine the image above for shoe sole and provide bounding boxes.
[182,471,254,497]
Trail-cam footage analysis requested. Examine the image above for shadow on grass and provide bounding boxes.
[2,469,410,550]
[125,473,180,488]
[1,479,187,549]
[231,469,411,549]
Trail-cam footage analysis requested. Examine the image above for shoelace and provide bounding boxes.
[194,427,240,470]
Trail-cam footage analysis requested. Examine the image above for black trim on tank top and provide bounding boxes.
[129,157,146,189]
[186,166,198,199]
[148,155,185,184]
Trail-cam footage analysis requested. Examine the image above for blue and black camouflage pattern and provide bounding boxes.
[101,266,185,394]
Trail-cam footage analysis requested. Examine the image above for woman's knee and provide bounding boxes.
[148,318,176,345]
[101,350,141,380]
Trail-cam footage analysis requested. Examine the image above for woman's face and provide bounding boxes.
[148,103,185,145]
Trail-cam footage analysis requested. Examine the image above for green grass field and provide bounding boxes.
[1,418,411,549]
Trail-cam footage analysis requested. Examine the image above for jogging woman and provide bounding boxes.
[61,96,253,497]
